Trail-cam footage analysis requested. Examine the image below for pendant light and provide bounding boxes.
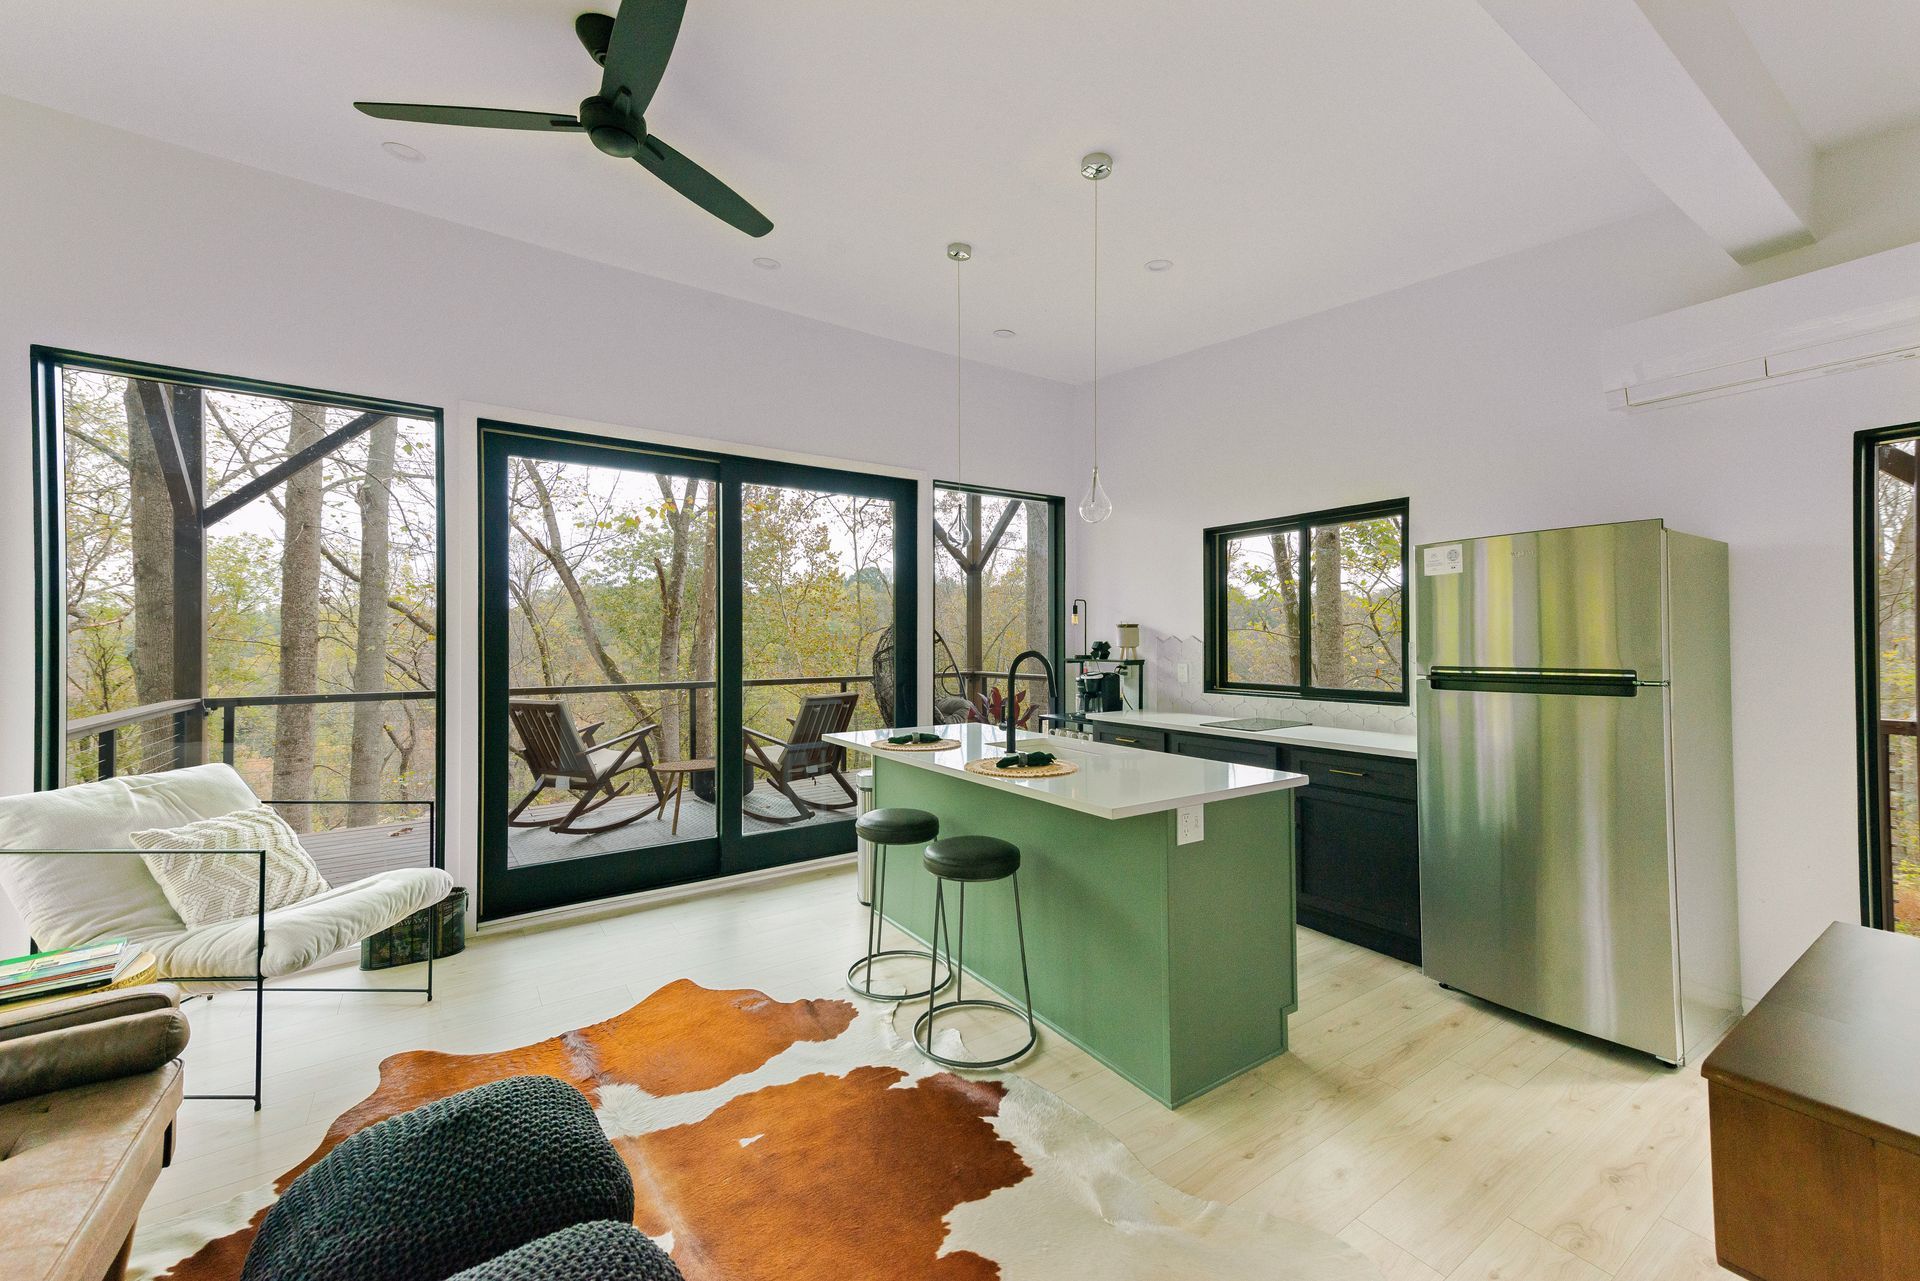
[1078,152,1114,524]
[945,240,973,548]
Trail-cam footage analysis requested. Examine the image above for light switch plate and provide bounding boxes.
[1177,804,1204,844]
[1176,662,1190,684]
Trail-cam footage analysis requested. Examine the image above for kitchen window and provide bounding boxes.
[1204,498,1408,704]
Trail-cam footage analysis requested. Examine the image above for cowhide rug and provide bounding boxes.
[132,980,1381,1281]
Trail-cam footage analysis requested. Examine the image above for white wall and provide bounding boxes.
[0,98,1079,951]
[1077,205,1920,1000]
[8,91,1918,1004]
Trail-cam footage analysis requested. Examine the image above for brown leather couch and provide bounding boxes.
[0,985,189,1281]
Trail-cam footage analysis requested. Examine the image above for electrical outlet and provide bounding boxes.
[1176,661,1191,684]
[1177,804,1204,844]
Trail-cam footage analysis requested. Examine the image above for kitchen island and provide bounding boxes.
[826,723,1307,1107]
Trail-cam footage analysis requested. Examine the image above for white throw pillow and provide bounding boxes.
[130,805,332,929]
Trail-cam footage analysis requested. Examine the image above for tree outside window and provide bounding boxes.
[1206,500,1407,704]
[932,486,1061,727]
[50,361,439,839]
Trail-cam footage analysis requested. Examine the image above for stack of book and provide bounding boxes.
[0,940,139,1006]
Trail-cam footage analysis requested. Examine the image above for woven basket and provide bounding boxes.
[872,738,961,752]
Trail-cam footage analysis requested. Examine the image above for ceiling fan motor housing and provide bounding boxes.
[580,96,643,157]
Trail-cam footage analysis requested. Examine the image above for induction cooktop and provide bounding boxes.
[1200,717,1312,733]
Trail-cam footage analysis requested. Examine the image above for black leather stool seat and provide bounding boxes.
[855,807,940,846]
[848,805,949,1003]
[923,835,1021,882]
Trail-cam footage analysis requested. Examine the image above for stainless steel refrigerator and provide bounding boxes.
[1413,519,1739,1065]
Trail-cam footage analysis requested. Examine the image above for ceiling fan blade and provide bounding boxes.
[600,0,687,114]
[354,102,583,132]
[636,135,773,237]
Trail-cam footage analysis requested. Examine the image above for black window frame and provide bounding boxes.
[1203,497,1410,706]
[1853,420,1920,932]
[477,418,921,921]
[931,479,1068,706]
[30,345,447,868]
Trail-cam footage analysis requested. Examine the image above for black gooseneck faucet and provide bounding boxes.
[1004,650,1058,755]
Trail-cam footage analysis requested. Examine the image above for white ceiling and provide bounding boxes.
[0,1,1821,382]
[1726,0,1920,149]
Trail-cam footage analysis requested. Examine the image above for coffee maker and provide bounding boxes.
[1076,670,1124,713]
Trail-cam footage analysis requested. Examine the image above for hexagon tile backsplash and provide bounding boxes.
[1143,630,1417,735]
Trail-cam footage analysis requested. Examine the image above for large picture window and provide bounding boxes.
[33,349,442,876]
[932,484,1064,727]
[1204,498,1408,704]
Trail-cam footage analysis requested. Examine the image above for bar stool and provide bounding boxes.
[913,834,1037,1070]
[848,808,951,1001]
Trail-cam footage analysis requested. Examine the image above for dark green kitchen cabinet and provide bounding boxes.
[1291,761,1421,964]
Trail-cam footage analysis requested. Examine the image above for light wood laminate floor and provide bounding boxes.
[151,865,1733,1279]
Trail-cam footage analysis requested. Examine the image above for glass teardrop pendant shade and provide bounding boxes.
[1078,466,1114,524]
[946,510,972,547]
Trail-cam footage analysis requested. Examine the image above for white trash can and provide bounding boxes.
[854,768,875,905]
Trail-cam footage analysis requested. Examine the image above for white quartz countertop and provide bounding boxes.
[828,723,1306,821]
[1083,710,1418,760]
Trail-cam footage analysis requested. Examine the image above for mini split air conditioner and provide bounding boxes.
[1602,240,1920,410]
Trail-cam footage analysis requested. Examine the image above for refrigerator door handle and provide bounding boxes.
[1424,666,1641,697]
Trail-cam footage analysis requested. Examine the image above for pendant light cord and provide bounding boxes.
[955,254,963,484]
[1092,176,1100,471]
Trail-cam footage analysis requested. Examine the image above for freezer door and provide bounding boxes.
[1416,678,1681,1061]
[1416,520,1667,682]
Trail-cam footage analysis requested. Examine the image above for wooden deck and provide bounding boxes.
[297,776,858,882]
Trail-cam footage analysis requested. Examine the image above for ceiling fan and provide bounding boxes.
[355,0,772,237]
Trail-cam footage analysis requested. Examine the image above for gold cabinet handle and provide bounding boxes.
[1116,736,1139,744]
[1328,767,1367,778]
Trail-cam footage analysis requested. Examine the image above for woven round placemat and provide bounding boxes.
[964,758,1080,779]
[871,738,961,752]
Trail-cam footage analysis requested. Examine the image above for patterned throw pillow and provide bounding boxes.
[131,805,332,929]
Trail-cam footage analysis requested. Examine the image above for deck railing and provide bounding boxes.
[63,667,1069,799]
[65,698,204,780]
[67,672,1067,791]
[63,674,888,787]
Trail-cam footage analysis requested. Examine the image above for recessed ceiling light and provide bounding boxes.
[381,140,424,163]
[753,256,781,270]
[1145,258,1174,272]
[992,329,1017,339]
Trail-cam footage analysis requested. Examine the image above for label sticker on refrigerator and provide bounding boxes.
[1423,544,1464,576]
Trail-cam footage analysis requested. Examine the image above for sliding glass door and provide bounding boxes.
[729,462,907,870]
[479,423,916,919]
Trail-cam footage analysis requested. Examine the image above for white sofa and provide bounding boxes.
[0,764,452,1107]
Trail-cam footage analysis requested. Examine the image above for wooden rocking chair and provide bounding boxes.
[743,692,861,825]
[508,699,668,835]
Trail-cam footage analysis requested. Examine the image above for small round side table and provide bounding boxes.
[653,759,716,835]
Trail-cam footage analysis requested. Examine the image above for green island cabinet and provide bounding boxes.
[868,751,1299,1108]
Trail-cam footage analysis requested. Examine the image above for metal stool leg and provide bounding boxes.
[1011,871,1036,1043]
[846,841,951,1002]
[912,871,1039,1070]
